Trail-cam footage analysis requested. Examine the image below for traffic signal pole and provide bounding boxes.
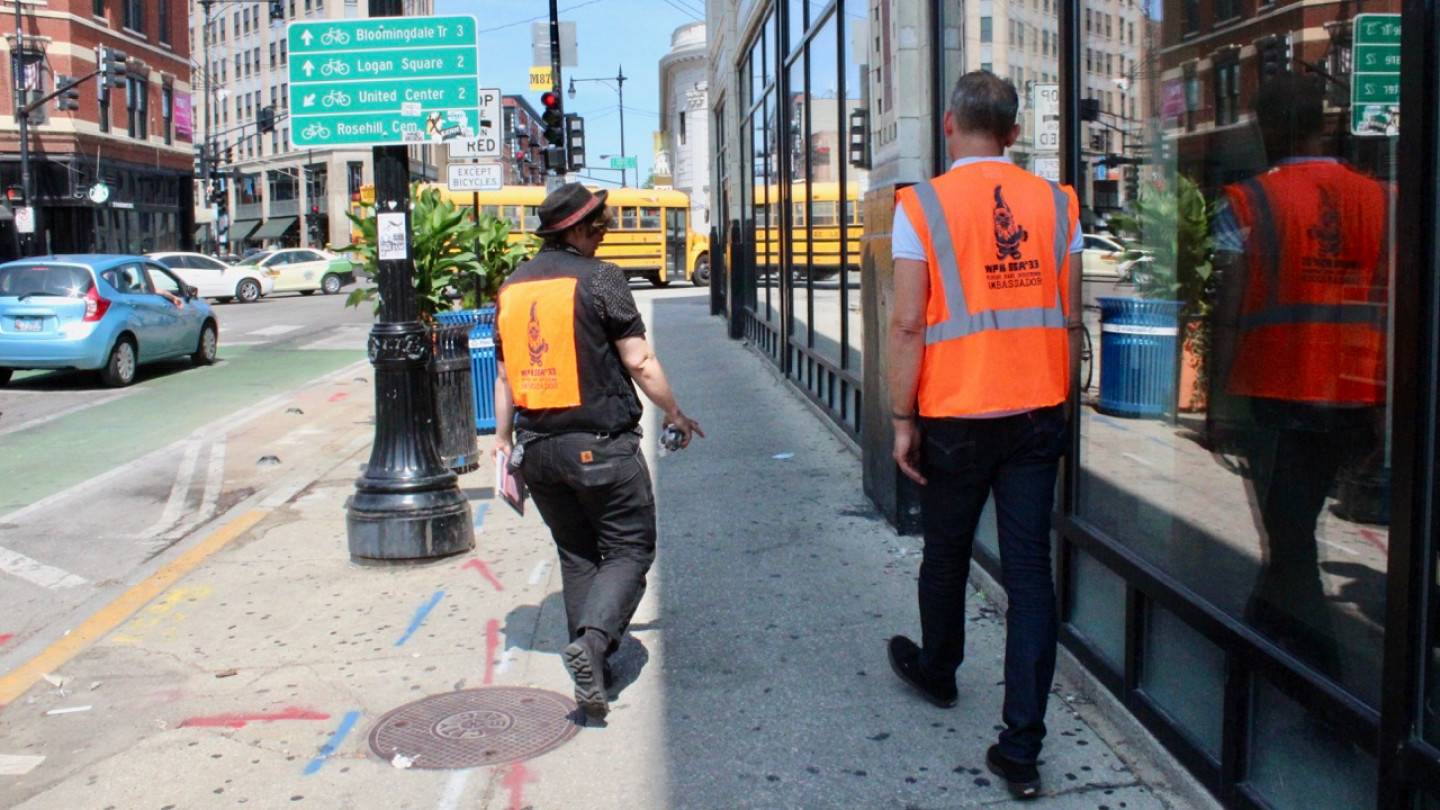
[345,0,473,563]
[549,0,565,179]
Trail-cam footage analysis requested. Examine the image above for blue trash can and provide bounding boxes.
[1097,297,1181,418]
[466,308,498,434]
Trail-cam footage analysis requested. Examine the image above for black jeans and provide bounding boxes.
[1239,400,1378,677]
[522,431,657,651]
[918,405,1067,764]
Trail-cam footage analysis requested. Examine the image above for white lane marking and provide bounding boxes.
[246,325,304,337]
[436,769,472,810]
[1319,536,1361,556]
[149,433,230,547]
[0,545,88,589]
[0,390,134,438]
[527,560,550,586]
[137,430,206,542]
[0,360,370,527]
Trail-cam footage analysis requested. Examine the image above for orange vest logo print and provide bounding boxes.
[527,301,550,366]
[498,278,582,410]
[985,186,1044,291]
[1307,186,1343,260]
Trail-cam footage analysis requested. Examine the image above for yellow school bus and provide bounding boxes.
[431,184,711,288]
[754,180,862,279]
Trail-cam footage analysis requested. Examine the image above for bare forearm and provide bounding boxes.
[887,325,925,417]
[494,371,515,445]
[628,352,681,417]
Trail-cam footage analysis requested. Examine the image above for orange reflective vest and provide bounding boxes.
[498,277,583,410]
[897,161,1079,417]
[1223,162,1388,405]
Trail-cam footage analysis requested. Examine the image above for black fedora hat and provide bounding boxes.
[535,183,609,235]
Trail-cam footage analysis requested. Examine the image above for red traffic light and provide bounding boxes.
[541,91,560,108]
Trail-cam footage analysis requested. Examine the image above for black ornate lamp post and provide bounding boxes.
[346,0,473,563]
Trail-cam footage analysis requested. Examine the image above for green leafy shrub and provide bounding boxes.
[341,184,535,320]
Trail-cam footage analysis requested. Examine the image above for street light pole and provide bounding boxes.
[346,0,473,563]
[13,0,33,255]
[568,66,627,186]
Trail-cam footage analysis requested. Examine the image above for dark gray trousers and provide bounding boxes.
[521,431,656,651]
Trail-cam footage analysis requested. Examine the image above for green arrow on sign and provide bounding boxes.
[288,17,477,53]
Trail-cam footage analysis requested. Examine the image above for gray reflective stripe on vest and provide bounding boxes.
[1238,302,1386,330]
[912,179,1068,345]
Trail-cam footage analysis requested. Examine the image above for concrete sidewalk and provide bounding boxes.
[0,288,1213,809]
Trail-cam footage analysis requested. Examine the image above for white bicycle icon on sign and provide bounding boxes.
[301,122,332,141]
[319,28,350,46]
[320,59,350,77]
[322,89,351,108]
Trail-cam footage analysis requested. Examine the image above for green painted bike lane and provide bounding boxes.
[0,345,367,517]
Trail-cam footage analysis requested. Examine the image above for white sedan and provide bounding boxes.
[235,249,356,296]
[1080,234,1128,279]
[147,251,275,304]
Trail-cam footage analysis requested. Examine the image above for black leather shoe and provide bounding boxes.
[563,637,609,720]
[887,635,958,708]
[986,744,1041,800]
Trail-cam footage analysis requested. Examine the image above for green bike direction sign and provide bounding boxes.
[287,16,480,148]
[1351,13,1400,136]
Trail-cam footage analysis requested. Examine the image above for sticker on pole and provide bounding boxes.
[377,213,407,260]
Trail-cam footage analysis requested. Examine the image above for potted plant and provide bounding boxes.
[341,184,485,320]
[1105,172,1215,414]
[340,184,490,470]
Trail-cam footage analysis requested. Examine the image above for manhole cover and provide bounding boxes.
[368,687,581,770]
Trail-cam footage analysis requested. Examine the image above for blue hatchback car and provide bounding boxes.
[0,255,219,388]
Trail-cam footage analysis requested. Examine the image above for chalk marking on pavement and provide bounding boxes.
[0,390,133,438]
[462,559,504,592]
[304,710,362,775]
[1359,528,1389,553]
[0,634,13,646]
[180,706,330,729]
[0,545,88,590]
[473,502,489,530]
[395,591,445,647]
[0,509,268,706]
[527,560,549,586]
[437,768,473,810]
[0,360,371,527]
[501,762,536,810]
[483,619,501,684]
[246,324,304,337]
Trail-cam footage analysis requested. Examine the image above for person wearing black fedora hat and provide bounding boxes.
[492,182,704,720]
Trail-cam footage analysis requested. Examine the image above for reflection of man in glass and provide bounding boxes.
[1212,75,1388,677]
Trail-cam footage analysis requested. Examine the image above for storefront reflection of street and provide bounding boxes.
[1078,404,1388,705]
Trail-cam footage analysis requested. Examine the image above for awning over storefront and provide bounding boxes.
[227,219,261,241]
[249,216,298,241]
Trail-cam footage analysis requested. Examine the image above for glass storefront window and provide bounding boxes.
[788,52,812,348]
[1073,0,1399,716]
[1250,677,1377,808]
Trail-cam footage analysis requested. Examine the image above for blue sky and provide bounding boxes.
[433,0,705,186]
